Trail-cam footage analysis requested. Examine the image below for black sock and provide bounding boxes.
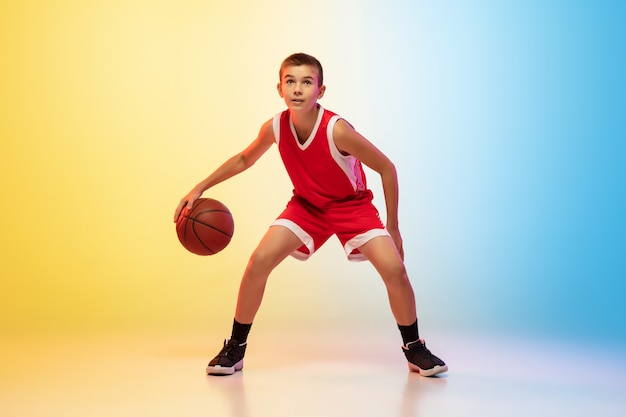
[398,319,419,346]
[231,319,252,343]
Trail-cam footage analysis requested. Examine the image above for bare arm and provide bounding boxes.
[332,119,404,258]
[173,119,275,222]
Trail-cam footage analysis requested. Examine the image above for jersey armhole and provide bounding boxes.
[272,113,281,144]
[327,115,349,158]
[327,115,362,192]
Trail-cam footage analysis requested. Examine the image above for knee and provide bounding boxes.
[381,262,410,287]
[246,247,279,276]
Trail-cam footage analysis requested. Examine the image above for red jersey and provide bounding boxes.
[272,106,368,207]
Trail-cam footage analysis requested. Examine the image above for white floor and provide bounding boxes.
[2,329,625,417]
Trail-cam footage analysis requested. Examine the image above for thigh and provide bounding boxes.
[251,223,305,267]
[357,235,405,277]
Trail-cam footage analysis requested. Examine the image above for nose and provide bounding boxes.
[293,82,302,95]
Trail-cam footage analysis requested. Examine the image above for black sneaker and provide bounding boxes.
[402,339,448,377]
[206,339,246,375]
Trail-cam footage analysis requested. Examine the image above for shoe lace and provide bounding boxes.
[217,339,244,359]
[407,340,433,358]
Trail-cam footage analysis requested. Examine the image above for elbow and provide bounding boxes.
[384,160,398,178]
[380,161,398,186]
[239,153,255,170]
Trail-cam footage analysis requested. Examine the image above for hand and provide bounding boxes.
[173,188,202,223]
[387,227,405,261]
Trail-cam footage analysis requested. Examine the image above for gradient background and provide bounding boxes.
[1,0,624,352]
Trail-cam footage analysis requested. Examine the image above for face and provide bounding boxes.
[277,65,326,111]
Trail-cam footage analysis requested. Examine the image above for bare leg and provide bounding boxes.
[358,236,417,326]
[234,225,303,324]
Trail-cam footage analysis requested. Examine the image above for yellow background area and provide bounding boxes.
[0,1,390,338]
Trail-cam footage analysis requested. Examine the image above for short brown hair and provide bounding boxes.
[279,53,324,87]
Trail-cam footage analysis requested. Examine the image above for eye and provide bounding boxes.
[304,80,312,85]
[286,79,294,85]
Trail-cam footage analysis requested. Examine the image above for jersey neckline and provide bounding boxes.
[288,105,325,151]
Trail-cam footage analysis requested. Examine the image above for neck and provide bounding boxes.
[290,104,320,144]
[291,104,319,127]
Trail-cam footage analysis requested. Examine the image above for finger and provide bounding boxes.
[173,201,187,223]
[396,241,405,261]
[396,242,402,258]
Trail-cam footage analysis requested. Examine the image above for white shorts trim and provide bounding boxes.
[344,228,391,262]
[270,218,315,261]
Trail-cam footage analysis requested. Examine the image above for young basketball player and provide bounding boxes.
[174,53,447,377]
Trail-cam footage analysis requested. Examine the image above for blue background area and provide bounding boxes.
[357,1,625,344]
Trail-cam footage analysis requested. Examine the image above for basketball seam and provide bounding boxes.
[190,218,217,254]
[178,213,219,255]
[187,216,233,237]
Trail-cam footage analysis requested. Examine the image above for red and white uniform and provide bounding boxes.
[271,106,389,261]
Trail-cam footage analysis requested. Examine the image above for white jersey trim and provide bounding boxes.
[290,106,324,151]
[272,113,281,144]
[273,106,326,150]
[327,116,365,193]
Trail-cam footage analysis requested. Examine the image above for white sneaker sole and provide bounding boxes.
[408,362,448,377]
[206,359,244,376]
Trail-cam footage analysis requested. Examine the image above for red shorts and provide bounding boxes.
[271,190,390,262]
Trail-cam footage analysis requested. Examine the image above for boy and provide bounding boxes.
[174,53,447,377]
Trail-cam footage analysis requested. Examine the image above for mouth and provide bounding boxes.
[291,99,304,103]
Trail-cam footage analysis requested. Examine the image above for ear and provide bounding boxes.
[277,82,283,98]
[317,85,326,99]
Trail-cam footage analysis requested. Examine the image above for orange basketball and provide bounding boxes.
[176,198,234,256]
